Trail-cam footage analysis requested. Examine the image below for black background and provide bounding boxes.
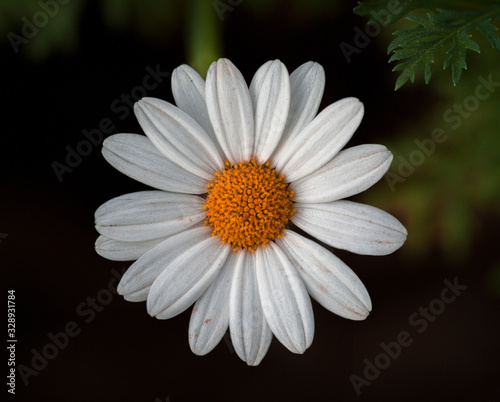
[3,1,499,401]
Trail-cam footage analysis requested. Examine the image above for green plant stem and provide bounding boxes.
[185,0,223,77]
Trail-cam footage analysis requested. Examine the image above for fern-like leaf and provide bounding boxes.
[389,8,500,90]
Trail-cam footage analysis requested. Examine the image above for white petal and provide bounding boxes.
[171,65,225,157]
[249,60,290,163]
[95,235,166,261]
[255,242,314,354]
[134,97,223,180]
[117,226,212,297]
[102,134,208,194]
[188,252,236,356]
[272,61,325,161]
[123,287,150,302]
[276,230,371,320]
[229,250,273,366]
[95,191,206,242]
[292,144,393,203]
[275,97,364,182]
[147,235,231,319]
[291,200,408,256]
[206,58,254,163]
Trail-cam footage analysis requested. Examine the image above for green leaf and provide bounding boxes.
[388,8,500,89]
[476,19,500,49]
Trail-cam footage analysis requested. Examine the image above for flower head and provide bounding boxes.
[95,58,407,365]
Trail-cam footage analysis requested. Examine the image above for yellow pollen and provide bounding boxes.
[204,158,295,252]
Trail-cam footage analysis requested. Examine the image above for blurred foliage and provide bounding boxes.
[0,0,341,68]
[356,2,500,287]
[355,0,500,89]
[0,0,185,61]
[360,55,500,266]
[0,0,86,59]
[101,0,338,75]
[99,0,183,41]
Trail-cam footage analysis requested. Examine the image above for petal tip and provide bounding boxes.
[342,97,364,114]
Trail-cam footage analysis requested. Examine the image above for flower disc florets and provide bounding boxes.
[204,158,295,251]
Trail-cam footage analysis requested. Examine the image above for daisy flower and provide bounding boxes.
[95,58,407,365]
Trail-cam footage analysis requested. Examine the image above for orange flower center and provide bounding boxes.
[204,159,295,252]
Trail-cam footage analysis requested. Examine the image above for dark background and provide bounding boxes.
[2,1,499,401]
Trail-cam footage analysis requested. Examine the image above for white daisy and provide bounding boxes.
[95,59,407,365]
